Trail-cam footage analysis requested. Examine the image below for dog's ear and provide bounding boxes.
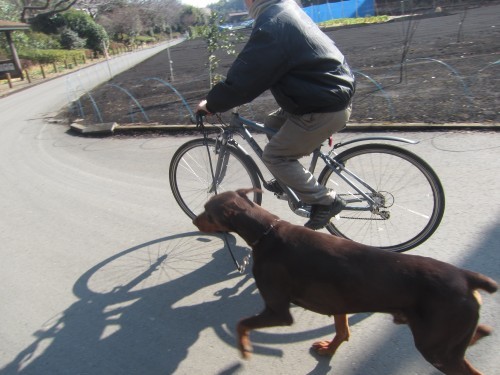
[236,188,263,202]
[217,189,262,220]
[222,198,247,217]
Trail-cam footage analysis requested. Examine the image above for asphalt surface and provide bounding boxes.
[1,46,499,375]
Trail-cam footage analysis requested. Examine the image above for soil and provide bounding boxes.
[73,3,500,127]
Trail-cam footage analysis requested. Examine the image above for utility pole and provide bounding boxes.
[167,25,174,82]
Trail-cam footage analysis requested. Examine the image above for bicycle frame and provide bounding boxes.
[210,110,418,217]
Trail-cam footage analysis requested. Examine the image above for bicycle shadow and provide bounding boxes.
[0,231,368,375]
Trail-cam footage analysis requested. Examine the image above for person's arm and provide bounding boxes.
[196,99,210,114]
[206,26,287,113]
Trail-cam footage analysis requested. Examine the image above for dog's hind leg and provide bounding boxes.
[408,306,483,375]
[414,332,484,375]
[419,324,491,374]
[237,304,293,359]
[426,352,483,375]
[311,314,350,356]
[469,324,493,346]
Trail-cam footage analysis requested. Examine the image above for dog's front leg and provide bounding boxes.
[237,306,293,359]
[312,314,350,356]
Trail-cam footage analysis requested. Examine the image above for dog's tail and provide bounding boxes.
[465,270,498,294]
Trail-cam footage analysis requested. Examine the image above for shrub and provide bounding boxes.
[59,10,109,51]
[84,22,108,52]
[60,28,86,50]
[109,41,128,51]
[18,49,86,64]
[134,35,157,44]
[27,32,61,49]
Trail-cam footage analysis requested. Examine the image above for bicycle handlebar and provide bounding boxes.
[196,111,207,129]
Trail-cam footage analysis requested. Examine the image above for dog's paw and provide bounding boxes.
[239,344,252,360]
[238,336,253,360]
[237,323,253,360]
[311,340,336,357]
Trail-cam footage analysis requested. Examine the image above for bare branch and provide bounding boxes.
[21,0,52,22]
[21,0,79,22]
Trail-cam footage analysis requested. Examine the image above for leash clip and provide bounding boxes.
[238,254,251,274]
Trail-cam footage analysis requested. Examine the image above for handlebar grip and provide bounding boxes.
[196,111,206,128]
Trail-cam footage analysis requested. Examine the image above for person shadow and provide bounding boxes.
[0,231,352,375]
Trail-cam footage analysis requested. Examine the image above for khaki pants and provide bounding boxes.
[262,106,351,205]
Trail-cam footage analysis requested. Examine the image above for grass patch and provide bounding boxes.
[319,15,390,28]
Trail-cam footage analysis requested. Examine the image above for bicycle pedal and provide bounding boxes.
[275,193,288,201]
[266,179,285,194]
[293,206,311,218]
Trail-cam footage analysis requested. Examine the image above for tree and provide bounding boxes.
[27,8,108,51]
[201,11,241,86]
[179,5,206,30]
[4,0,188,52]
[20,0,79,22]
[96,0,183,41]
[97,5,143,42]
[57,9,108,50]
[72,0,112,19]
[0,0,22,21]
[137,0,183,33]
[0,0,27,56]
[209,0,246,15]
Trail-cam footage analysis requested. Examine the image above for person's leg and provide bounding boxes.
[264,108,287,135]
[263,108,350,205]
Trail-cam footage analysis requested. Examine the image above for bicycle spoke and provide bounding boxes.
[170,138,262,219]
[321,144,444,252]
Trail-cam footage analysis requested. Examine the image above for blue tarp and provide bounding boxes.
[303,0,375,23]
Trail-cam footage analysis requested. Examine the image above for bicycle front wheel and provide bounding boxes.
[169,138,262,219]
[318,143,445,252]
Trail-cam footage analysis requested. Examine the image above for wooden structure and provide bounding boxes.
[0,20,30,79]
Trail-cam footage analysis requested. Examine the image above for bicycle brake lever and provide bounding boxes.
[196,112,205,129]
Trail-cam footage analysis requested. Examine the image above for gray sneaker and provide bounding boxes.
[304,195,346,230]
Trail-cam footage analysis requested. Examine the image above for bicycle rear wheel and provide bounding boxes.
[318,143,445,252]
[169,138,262,219]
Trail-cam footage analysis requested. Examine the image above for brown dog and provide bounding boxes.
[193,189,497,375]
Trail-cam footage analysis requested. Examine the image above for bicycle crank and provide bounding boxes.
[289,200,312,218]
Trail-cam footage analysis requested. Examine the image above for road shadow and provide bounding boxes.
[1,231,369,375]
[15,215,493,375]
[4,222,497,374]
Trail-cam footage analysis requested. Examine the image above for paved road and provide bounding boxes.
[1,51,499,375]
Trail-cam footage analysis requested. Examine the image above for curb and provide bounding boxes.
[69,121,499,136]
[345,122,499,131]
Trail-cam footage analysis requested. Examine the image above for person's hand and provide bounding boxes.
[196,99,211,115]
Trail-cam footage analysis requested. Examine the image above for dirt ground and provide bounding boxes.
[74,3,499,126]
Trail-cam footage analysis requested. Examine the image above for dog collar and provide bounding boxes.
[251,219,281,247]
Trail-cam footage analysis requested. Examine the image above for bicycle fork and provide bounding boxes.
[207,136,230,194]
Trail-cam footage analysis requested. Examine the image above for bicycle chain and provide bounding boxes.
[337,193,388,221]
[339,216,387,221]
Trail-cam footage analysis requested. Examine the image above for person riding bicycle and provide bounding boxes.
[197,0,355,230]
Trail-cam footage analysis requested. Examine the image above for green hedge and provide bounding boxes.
[134,35,157,44]
[18,49,86,64]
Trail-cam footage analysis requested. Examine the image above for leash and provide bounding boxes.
[197,112,249,273]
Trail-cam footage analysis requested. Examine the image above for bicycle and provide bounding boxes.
[169,109,445,253]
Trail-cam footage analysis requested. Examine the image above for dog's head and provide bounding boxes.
[193,188,260,233]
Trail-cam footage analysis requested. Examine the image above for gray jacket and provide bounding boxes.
[206,0,355,115]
